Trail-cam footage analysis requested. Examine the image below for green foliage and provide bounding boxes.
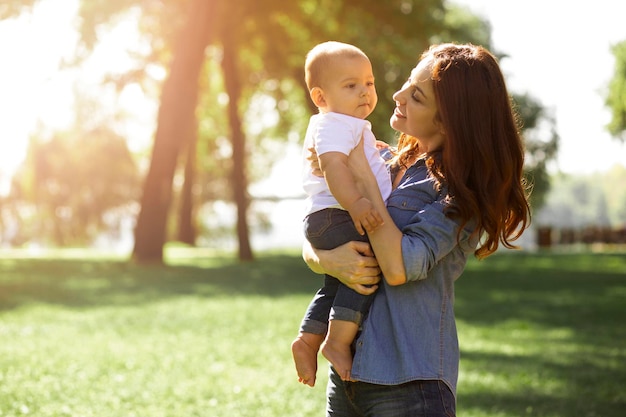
[76,0,188,56]
[3,126,140,246]
[513,93,559,210]
[71,0,456,174]
[434,3,492,47]
[606,40,626,141]
[309,0,450,142]
[77,2,553,184]
[0,249,624,416]
[3,0,560,248]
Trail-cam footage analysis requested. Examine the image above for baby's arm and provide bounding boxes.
[319,151,384,235]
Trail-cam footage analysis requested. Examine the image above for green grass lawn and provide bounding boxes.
[0,247,624,417]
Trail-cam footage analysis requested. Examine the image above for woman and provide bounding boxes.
[302,43,531,416]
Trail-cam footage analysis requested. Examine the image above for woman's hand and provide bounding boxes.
[303,240,381,295]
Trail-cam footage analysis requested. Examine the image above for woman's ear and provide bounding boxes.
[310,87,326,108]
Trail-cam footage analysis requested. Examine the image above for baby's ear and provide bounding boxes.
[310,87,326,107]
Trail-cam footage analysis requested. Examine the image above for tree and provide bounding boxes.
[2,0,559,257]
[131,0,215,263]
[4,125,140,246]
[513,93,559,210]
[129,0,309,262]
[606,40,626,142]
[307,0,450,142]
[221,28,253,260]
[131,0,449,263]
[0,76,142,247]
[177,131,198,245]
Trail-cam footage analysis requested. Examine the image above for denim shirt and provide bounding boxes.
[350,158,478,397]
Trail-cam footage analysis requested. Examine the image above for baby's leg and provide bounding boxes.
[291,332,324,387]
[321,319,358,381]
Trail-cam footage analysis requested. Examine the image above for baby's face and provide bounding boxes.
[318,55,377,119]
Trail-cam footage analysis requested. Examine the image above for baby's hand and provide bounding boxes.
[307,146,322,177]
[349,198,384,235]
[375,140,390,150]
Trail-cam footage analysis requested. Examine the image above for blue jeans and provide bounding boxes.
[327,368,457,417]
[300,208,373,335]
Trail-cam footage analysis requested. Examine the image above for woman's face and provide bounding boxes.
[390,58,445,152]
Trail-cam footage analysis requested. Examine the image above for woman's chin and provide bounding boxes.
[390,115,404,131]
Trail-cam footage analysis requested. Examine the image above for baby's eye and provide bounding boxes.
[367,81,375,87]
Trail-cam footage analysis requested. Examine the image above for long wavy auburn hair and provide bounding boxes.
[395,43,531,259]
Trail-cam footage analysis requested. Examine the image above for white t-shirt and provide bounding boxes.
[302,112,392,215]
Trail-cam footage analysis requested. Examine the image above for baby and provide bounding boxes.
[292,41,392,386]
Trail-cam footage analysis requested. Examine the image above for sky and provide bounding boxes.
[453,0,626,173]
[0,0,154,194]
[0,0,625,196]
[0,0,77,193]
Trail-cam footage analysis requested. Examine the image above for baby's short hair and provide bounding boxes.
[304,41,369,90]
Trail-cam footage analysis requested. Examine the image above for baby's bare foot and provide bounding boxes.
[291,336,319,387]
[321,339,353,381]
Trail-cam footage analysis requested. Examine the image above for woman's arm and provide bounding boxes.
[302,240,381,295]
[348,139,407,286]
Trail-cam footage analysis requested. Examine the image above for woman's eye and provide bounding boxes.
[411,90,420,102]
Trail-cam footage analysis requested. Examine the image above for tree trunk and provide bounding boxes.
[177,130,198,245]
[132,0,215,263]
[221,33,253,261]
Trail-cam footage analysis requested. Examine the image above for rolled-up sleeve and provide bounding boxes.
[401,197,478,282]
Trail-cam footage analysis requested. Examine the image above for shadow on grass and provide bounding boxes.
[456,252,626,348]
[1,251,624,324]
[455,252,626,416]
[0,253,321,311]
[1,250,624,415]
[458,349,626,416]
